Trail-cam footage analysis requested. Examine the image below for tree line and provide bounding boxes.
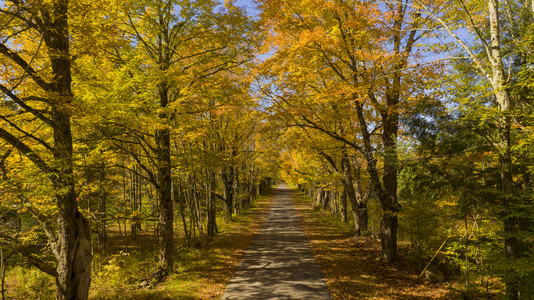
[257,0,533,298]
[0,0,279,299]
[1,0,533,299]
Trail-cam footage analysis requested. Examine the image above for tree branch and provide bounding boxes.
[0,234,57,277]
[415,0,492,81]
[0,43,52,91]
[0,83,53,127]
[0,128,53,174]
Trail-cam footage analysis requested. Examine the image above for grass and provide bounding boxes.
[291,189,455,300]
[90,194,272,299]
[3,193,272,300]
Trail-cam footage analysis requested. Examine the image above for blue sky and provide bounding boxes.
[234,0,260,17]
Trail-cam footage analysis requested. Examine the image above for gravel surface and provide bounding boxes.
[222,185,331,299]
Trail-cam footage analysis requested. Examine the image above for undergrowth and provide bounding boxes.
[3,193,272,300]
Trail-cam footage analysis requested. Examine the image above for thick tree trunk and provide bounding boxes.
[54,115,92,300]
[354,96,401,262]
[43,1,93,297]
[155,127,173,274]
[155,67,173,273]
[380,212,398,263]
[380,110,399,263]
[53,120,92,299]
[488,1,519,297]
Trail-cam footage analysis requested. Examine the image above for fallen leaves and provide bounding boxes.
[292,192,453,299]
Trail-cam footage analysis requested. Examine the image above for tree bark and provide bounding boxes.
[43,1,93,297]
[222,167,235,220]
[488,1,519,297]
[98,163,107,253]
[207,171,218,236]
[341,153,369,235]
[341,154,361,235]
[155,126,173,273]
[1,249,8,300]
[340,188,348,223]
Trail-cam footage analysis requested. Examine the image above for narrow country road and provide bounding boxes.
[222,185,331,299]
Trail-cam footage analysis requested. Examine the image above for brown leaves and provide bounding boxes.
[293,194,453,299]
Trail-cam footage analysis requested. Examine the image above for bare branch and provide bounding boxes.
[0,233,57,278]
[414,0,492,81]
[0,115,55,152]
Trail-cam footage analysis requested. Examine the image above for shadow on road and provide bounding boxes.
[222,185,331,299]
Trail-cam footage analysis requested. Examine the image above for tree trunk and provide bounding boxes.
[98,163,107,253]
[207,171,218,236]
[488,1,520,297]
[191,180,203,234]
[1,249,8,300]
[44,1,93,297]
[341,153,368,235]
[358,205,368,234]
[340,188,348,223]
[234,168,240,215]
[155,77,173,274]
[222,167,235,220]
[380,212,398,263]
[354,95,401,262]
[53,116,93,300]
[379,118,400,263]
[322,189,330,211]
[155,126,173,274]
[176,179,190,245]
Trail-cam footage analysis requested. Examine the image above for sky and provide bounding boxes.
[234,0,260,17]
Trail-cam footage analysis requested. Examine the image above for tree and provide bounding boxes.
[0,0,92,298]
[96,0,258,274]
[258,0,437,262]
[415,0,534,296]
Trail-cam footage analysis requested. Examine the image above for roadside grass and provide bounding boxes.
[291,189,454,300]
[3,193,272,300]
[90,194,272,299]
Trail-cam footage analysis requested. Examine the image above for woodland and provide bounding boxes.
[0,0,533,299]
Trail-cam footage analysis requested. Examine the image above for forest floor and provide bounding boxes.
[87,193,274,299]
[5,187,461,300]
[292,190,455,299]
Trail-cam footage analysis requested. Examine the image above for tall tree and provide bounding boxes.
[416,0,534,297]
[259,0,436,262]
[107,0,257,274]
[0,0,92,298]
